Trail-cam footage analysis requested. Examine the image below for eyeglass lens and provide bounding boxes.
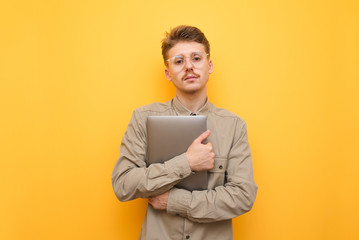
[168,52,207,69]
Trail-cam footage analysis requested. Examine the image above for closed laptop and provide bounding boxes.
[147,115,208,191]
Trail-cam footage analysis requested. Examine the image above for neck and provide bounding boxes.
[175,89,207,113]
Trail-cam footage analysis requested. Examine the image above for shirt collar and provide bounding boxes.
[172,96,211,116]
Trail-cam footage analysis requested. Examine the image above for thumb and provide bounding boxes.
[194,130,210,143]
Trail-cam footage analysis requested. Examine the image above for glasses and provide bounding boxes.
[166,52,209,70]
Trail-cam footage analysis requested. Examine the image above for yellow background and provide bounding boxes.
[1,0,358,239]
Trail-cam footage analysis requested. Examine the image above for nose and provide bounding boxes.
[184,56,194,70]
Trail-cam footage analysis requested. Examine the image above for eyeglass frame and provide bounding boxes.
[165,52,209,69]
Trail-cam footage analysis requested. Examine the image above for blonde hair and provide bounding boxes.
[161,25,210,65]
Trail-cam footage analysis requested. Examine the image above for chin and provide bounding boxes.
[183,87,204,95]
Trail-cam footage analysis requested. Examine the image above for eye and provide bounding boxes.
[173,57,184,65]
[192,55,202,62]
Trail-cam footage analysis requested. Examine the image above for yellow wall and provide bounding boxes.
[1,0,358,239]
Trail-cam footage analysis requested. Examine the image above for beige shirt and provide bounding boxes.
[112,97,258,240]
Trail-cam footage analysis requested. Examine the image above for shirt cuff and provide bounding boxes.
[164,152,192,179]
[167,187,191,217]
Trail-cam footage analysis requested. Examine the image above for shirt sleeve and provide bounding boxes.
[111,110,193,201]
[166,118,258,223]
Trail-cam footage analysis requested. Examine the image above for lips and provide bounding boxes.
[183,74,199,81]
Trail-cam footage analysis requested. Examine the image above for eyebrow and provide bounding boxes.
[172,52,203,58]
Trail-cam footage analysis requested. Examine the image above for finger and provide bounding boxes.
[194,129,210,143]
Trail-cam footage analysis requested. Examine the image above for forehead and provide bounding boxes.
[167,41,206,57]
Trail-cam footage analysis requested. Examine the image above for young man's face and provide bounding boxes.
[164,41,213,96]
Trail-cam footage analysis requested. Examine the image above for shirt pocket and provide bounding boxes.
[207,157,228,188]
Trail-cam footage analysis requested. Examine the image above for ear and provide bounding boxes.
[164,68,172,81]
[208,59,213,74]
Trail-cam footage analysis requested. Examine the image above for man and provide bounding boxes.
[112,25,257,240]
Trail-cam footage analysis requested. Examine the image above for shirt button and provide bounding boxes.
[179,174,184,178]
[186,235,190,239]
[219,165,223,169]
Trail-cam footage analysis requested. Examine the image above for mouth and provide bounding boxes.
[183,74,199,81]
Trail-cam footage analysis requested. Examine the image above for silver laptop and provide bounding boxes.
[147,115,208,191]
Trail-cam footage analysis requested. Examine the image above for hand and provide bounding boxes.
[148,191,169,210]
[186,130,215,171]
